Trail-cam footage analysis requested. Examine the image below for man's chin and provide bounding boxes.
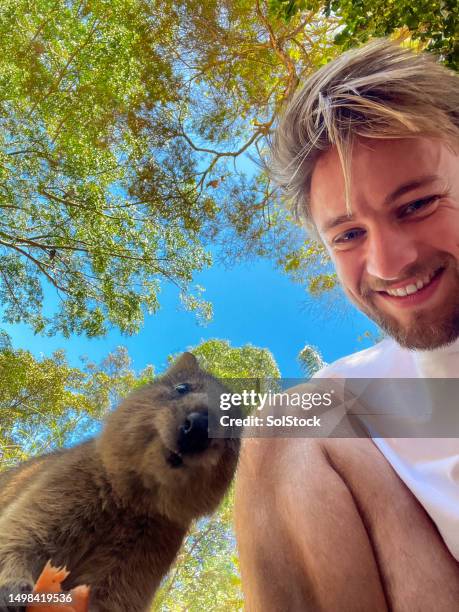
[367,308,459,351]
[382,322,459,351]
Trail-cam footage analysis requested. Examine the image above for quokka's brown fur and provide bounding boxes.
[0,352,240,612]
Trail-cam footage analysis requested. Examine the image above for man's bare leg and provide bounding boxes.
[235,437,459,611]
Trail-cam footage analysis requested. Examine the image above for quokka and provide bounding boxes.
[0,352,240,612]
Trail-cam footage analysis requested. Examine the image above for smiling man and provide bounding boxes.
[312,137,459,350]
[235,40,459,611]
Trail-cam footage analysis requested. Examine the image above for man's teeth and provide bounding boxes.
[386,272,435,297]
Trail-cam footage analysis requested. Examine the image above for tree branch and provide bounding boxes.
[0,239,68,292]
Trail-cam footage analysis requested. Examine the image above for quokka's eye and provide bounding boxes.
[175,383,191,394]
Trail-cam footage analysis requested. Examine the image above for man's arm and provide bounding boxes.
[234,437,389,612]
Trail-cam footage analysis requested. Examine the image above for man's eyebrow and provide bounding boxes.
[322,213,355,233]
[321,174,442,234]
[383,174,441,206]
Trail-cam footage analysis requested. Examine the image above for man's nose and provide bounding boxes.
[365,226,418,280]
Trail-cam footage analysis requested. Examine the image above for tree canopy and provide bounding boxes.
[269,0,458,69]
[0,345,154,467]
[327,0,459,70]
[0,0,341,339]
[0,0,213,337]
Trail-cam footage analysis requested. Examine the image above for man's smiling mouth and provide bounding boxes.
[373,267,446,306]
[380,267,444,297]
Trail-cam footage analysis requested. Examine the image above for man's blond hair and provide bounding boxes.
[270,38,459,224]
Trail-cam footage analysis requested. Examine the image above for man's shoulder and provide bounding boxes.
[313,337,412,379]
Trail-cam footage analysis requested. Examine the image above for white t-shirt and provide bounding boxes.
[313,337,459,562]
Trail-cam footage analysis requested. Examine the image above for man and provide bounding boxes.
[235,39,459,611]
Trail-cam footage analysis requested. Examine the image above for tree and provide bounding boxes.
[326,0,459,70]
[188,338,280,378]
[298,343,326,376]
[278,239,337,296]
[152,490,244,612]
[0,0,214,338]
[0,345,153,468]
[167,0,341,270]
[0,0,345,341]
[269,0,459,69]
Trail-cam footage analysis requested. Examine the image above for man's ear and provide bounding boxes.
[167,352,199,375]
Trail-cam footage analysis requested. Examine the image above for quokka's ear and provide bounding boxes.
[167,352,199,375]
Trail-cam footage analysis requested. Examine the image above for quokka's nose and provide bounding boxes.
[178,411,209,454]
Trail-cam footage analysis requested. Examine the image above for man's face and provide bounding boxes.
[310,137,459,350]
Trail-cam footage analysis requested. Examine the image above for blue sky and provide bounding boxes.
[8,254,379,378]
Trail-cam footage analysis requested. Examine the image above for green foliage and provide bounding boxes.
[298,344,326,376]
[327,0,459,70]
[268,0,322,22]
[277,239,338,295]
[268,0,459,69]
[0,346,153,468]
[0,0,213,337]
[0,0,345,340]
[308,273,337,294]
[153,488,244,612]
[177,0,341,268]
[190,338,280,379]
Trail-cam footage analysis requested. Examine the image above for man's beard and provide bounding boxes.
[357,256,459,350]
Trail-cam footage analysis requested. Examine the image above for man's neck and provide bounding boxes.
[412,336,459,378]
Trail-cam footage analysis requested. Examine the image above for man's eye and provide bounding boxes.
[175,383,191,394]
[333,228,365,245]
[399,196,439,218]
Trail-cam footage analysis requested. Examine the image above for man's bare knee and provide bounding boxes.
[235,438,388,611]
